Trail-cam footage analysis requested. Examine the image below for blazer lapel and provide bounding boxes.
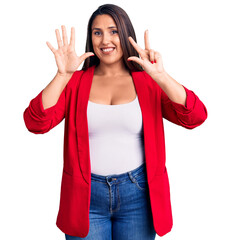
[76,66,95,184]
[76,65,158,184]
[131,71,158,183]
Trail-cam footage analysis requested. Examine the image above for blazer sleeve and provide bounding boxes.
[161,85,208,129]
[23,85,66,134]
[23,71,79,134]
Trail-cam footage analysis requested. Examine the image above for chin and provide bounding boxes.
[99,56,124,65]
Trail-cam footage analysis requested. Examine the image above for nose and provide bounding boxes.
[102,32,111,45]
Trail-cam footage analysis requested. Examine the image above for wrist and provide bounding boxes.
[150,71,168,84]
[56,71,73,77]
[56,71,73,83]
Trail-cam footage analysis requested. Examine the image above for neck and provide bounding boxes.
[95,61,130,77]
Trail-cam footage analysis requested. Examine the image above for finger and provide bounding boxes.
[144,30,151,50]
[55,29,62,49]
[79,52,95,63]
[128,36,144,56]
[46,41,56,54]
[149,49,155,63]
[154,51,162,65]
[70,27,75,49]
[61,25,68,46]
[127,56,144,66]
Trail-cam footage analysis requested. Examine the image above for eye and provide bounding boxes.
[112,30,118,34]
[93,31,101,36]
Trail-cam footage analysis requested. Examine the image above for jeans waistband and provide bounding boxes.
[91,162,146,183]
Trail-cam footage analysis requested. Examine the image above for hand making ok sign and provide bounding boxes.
[127,30,165,80]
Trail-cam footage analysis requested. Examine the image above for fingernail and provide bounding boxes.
[151,61,154,64]
[127,59,131,61]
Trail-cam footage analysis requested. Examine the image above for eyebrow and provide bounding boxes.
[92,26,117,30]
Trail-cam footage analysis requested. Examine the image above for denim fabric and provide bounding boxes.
[65,162,156,240]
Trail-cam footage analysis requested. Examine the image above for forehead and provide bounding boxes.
[92,14,117,29]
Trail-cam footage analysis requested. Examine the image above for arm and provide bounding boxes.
[23,25,94,134]
[156,71,187,107]
[23,72,72,134]
[156,72,208,129]
[127,30,208,129]
[42,72,72,110]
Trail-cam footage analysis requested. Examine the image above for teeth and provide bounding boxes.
[102,48,114,52]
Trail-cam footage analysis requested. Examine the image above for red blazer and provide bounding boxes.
[23,65,207,237]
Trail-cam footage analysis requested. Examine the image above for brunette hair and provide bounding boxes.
[81,4,143,72]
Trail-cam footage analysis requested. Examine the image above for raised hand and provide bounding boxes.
[46,25,94,75]
[127,30,165,79]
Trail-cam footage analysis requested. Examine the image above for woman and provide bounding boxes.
[23,4,208,240]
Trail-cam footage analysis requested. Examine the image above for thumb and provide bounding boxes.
[127,56,143,66]
[79,52,95,63]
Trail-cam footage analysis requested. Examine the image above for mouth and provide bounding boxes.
[100,47,115,54]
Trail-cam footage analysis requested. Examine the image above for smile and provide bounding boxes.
[100,47,115,54]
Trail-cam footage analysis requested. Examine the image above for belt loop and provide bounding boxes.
[128,171,136,183]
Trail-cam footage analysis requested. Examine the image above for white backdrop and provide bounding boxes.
[0,0,230,239]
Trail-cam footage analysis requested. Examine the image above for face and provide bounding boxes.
[91,14,124,65]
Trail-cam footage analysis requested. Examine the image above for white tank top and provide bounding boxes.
[87,95,145,176]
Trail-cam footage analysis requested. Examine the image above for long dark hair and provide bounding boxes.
[81,4,143,72]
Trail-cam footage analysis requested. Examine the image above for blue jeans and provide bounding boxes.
[65,162,156,240]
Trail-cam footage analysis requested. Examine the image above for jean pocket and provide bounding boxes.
[132,170,148,191]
